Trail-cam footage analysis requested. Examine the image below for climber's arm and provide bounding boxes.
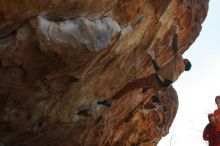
[148,50,160,71]
[152,59,160,72]
[172,33,179,55]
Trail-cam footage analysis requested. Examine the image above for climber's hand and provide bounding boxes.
[174,23,180,34]
[147,49,155,59]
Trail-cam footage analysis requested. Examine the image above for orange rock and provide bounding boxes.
[0,0,209,145]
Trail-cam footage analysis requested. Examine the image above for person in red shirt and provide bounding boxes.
[203,114,216,146]
[214,96,220,130]
[214,96,220,145]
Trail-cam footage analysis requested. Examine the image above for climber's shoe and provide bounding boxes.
[97,99,112,107]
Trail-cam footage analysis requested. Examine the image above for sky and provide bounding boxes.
[158,0,220,146]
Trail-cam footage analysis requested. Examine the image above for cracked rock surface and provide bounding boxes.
[0,0,208,146]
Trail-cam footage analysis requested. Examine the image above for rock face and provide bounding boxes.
[0,0,208,146]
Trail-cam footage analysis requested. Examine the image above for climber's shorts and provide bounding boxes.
[144,74,172,92]
[155,74,173,88]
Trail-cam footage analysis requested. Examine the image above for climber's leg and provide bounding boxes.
[142,74,162,93]
[112,76,151,100]
[97,73,169,106]
[111,74,169,100]
[98,79,147,105]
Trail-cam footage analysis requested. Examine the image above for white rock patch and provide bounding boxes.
[39,16,121,52]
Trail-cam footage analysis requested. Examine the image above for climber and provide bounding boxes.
[142,25,192,93]
[96,25,192,106]
[213,96,220,145]
[203,114,216,146]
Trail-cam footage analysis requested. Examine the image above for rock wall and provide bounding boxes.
[0,0,209,146]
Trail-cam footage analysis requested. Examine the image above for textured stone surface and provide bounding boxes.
[0,0,208,146]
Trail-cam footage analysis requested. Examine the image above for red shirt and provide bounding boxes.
[214,109,220,131]
[215,131,220,146]
[203,123,215,146]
